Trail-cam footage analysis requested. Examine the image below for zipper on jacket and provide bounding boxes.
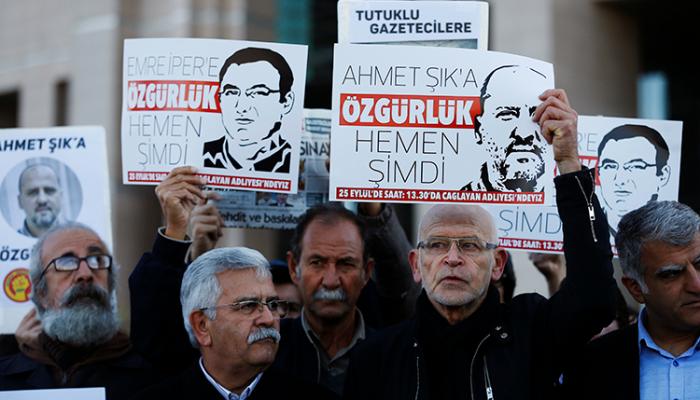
[483,356,494,400]
[469,333,491,400]
[414,341,420,400]
[574,172,597,243]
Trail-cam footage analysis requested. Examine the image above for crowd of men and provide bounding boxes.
[1,87,698,400]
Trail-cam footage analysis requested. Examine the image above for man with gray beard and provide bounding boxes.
[0,222,153,399]
[131,247,335,399]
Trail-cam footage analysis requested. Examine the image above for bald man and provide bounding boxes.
[17,164,64,238]
[344,89,617,400]
[462,65,551,193]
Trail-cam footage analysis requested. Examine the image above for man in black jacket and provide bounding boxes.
[0,222,153,399]
[343,89,618,400]
[131,246,334,399]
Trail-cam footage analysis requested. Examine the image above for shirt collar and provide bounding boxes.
[637,307,700,359]
[300,307,366,362]
[199,357,263,400]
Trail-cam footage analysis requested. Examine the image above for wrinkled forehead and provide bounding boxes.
[419,205,496,242]
[216,268,275,301]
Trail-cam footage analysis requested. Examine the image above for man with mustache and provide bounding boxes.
[0,222,153,399]
[16,163,64,238]
[344,89,618,400]
[461,65,550,193]
[129,167,417,395]
[132,247,335,399]
[566,201,700,400]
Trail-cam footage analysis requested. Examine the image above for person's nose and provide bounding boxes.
[511,114,538,142]
[685,264,700,294]
[235,93,254,114]
[36,189,49,204]
[444,241,464,267]
[255,303,276,326]
[73,259,94,283]
[321,263,341,289]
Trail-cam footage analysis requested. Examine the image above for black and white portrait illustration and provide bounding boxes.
[597,124,671,235]
[202,47,295,173]
[0,157,83,238]
[462,65,550,193]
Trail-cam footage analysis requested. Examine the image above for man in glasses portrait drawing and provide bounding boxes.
[202,47,295,173]
[597,124,671,236]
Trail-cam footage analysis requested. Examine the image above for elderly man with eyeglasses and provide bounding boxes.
[0,222,154,399]
[343,89,618,400]
[131,247,335,400]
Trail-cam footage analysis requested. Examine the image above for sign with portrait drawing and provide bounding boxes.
[0,126,112,332]
[338,0,489,49]
[486,116,683,254]
[330,44,556,205]
[215,109,331,229]
[121,38,308,193]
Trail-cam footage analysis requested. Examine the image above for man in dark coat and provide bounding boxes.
[0,222,153,399]
[343,89,618,400]
[131,247,335,399]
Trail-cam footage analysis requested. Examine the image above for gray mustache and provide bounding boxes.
[247,327,281,345]
[313,287,347,301]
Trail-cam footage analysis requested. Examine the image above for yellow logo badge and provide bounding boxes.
[4,268,31,303]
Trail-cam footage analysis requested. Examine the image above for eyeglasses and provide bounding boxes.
[40,254,112,278]
[219,86,281,101]
[200,299,289,319]
[417,236,497,256]
[599,160,657,175]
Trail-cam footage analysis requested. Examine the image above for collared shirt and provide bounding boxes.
[638,308,700,400]
[300,308,366,394]
[199,357,263,400]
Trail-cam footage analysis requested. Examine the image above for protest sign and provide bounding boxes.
[216,109,331,229]
[338,0,489,49]
[121,38,308,193]
[0,126,112,332]
[330,44,555,205]
[487,116,683,254]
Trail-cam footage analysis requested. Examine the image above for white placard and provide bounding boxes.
[216,109,331,229]
[0,388,105,400]
[487,116,683,254]
[0,127,112,333]
[121,38,308,193]
[330,44,555,205]
[338,1,489,49]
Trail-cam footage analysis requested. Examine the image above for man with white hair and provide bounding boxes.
[344,89,618,400]
[0,222,152,399]
[131,247,335,399]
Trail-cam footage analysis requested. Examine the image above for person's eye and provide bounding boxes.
[600,163,617,171]
[459,241,480,252]
[222,88,239,97]
[428,240,448,250]
[249,89,271,98]
[236,302,259,314]
[657,270,682,280]
[495,110,517,120]
[626,163,647,171]
[55,257,78,270]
